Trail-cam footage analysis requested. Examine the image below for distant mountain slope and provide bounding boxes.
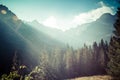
[28,13,116,48]
[27,20,65,42]
[65,13,116,47]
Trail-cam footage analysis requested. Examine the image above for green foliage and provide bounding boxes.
[25,66,46,80]
[0,71,20,80]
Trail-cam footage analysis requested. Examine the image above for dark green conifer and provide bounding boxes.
[107,8,120,78]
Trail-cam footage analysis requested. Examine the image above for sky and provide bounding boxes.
[0,0,119,31]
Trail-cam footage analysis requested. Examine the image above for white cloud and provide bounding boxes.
[42,16,58,28]
[72,1,114,26]
[41,1,114,31]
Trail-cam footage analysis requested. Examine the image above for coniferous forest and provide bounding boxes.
[0,1,120,80]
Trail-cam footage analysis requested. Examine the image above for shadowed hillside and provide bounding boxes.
[0,4,65,75]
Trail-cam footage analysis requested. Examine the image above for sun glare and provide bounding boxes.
[1,10,7,14]
[42,16,58,28]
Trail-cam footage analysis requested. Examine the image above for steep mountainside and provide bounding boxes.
[0,5,64,74]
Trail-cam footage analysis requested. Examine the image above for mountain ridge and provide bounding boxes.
[28,13,116,48]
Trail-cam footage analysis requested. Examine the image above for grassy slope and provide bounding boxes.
[69,75,112,80]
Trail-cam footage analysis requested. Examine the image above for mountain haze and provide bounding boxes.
[28,13,116,48]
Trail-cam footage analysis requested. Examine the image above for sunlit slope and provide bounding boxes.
[69,75,112,80]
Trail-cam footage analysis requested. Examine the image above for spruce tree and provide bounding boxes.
[107,8,120,78]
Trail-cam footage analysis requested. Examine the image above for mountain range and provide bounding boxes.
[28,13,116,48]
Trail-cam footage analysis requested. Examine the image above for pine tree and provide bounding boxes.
[107,8,120,78]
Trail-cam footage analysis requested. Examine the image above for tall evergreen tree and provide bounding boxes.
[107,8,120,78]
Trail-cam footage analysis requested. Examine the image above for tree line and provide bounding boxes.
[0,39,109,80]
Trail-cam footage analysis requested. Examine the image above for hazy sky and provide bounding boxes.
[0,0,119,30]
